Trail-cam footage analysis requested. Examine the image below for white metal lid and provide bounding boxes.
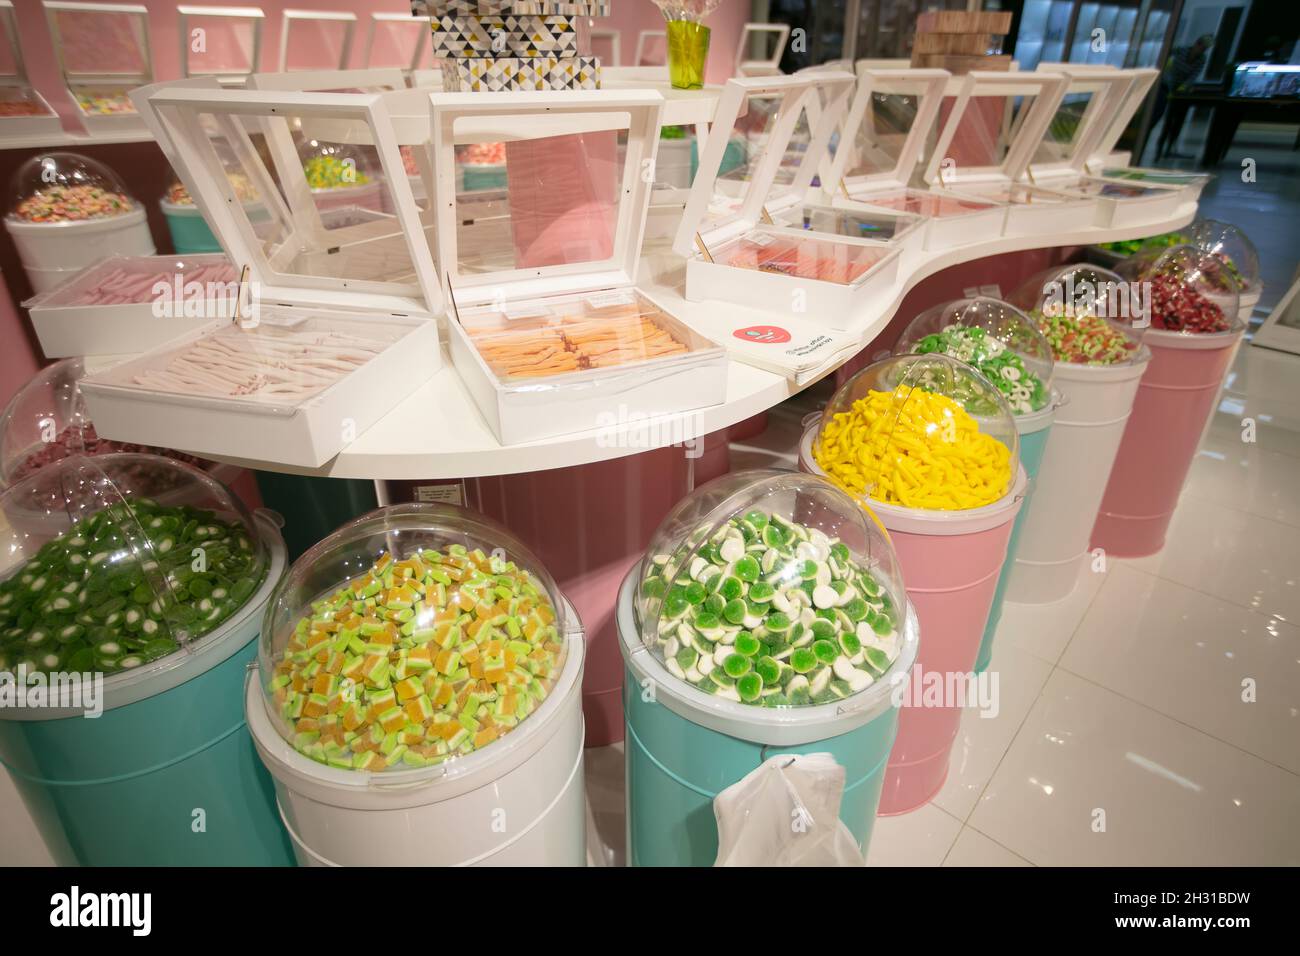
[923,70,1067,189]
[673,71,856,258]
[821,68,949,200]
[430,89,664,308]
[43,1,153,86]
[140,83,442,316]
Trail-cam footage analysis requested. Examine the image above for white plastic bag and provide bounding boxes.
[713,753,866,867]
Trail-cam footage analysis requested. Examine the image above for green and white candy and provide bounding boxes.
[641,509,901,707]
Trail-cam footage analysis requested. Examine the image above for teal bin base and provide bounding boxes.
[623,667,899,867]
[164,209,224,255]
[0,634,294,866]
[975,420,1054,673]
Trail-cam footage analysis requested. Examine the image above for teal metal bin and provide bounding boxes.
[617,567,919,867]
[0,513,294,866]
[975,397,1057,673]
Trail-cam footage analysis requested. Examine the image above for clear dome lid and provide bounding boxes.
[0,454,268,680]
[8,152,135,223]
[1189,219,1260,294]
[298,136,378,191]
[0,358,217,489]
[635,470,907,709]
[1009,264,1146,365]
[813,354,1019,511]
[1121,244,1241,335]
[258,503,570,773]
[895,297,1055,417]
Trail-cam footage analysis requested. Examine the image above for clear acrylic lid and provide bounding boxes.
[178,5,264,79]
[635,470,908,708]
[144,86,440,313]
[258,503,570,773]
[1009,264,1146,365]
[1123,244,1241,335]
[0,1,28,83]
[0,357,223,488]
[8,152,135,223]
[45,2,152,82]
[1026,70,1132,175]
[896,297,1055,416]
[280,10,355,73]
[814,354,1018,511]
[364,12,429,72]
[1189,219,1260,294]
[0,453,268,679]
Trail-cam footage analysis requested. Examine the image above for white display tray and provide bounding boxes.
[447,287,728,447]
[25,253,235,359]
[932,183,1093,237]
[1036,174,1186,229]
[683,229,902,329]
[0,88,62,137]
[80,311,438,468]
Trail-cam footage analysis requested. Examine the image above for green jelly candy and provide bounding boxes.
[764,611,792,633]
[663,590,689,618]
[755,656,781,685]
[810,618,836,641]
[748,581,775,602]
[723,598,747,625]
[675,646,699,671]
[865,647,892,672]
[790,648,817,674]
[761,524,786,548]
[684,581,707,605]
[719,576,743,601]
[744,510,768,530]
[843,597,869,622]
[694,612,721,631]
[641,576,666,599]
[812,640,838,665]
[839,633,862,657]
[734,633,761,657]
[723,653,751,678]
[704,593,725,615]
[733,556,759,583]
[737,673,763,703]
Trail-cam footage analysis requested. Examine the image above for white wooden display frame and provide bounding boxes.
[363,12,430,75]
[277,9,356,74]
[674,72,906,327]
[42,1,153,135]
[1019,66,1184,227]
[735,22,790,77]
[78,84,444,467]
[430,88,728,445]
[922,69,1092,236]
[177,5,265,86]
[634,30,666,67]
[1251,270,1300,355]
[0,1,61,138]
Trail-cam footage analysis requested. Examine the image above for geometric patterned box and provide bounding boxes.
[430,14,578,58]
[440,53,600,90]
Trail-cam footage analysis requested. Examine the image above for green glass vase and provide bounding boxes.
[667,21,710,90]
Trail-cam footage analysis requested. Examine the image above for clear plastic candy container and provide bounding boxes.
[0,358,215,489]
[1010,264,1145,365]
[896,297,1055,416]
[1121,244,1241,335]
[0,454,269,678]
[299,137,376,192]
[8,152,134,224]
[258,503,570,773]
[1189,219,1260,297]
[636,470,907,708]
[813,354,1019,511]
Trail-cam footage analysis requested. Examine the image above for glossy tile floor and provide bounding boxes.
[588,339,1300,867]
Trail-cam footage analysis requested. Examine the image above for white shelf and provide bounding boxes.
[0,127,153,150]
[186,201,1197,480]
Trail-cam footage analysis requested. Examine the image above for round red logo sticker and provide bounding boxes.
[733,325,791,344]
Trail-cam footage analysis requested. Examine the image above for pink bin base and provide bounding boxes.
[1091,329,1242,558]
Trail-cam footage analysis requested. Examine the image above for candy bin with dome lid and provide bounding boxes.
[160,163,264,254]
[246,503,586,866]
[799,355,1024,813]
[0,453,292,865]
[4,153,154,294]
[1092,245,1243,557]
[299,135,385,216]
[895,298,1058,673]
[618,469,918,865]
[1002,264,1152,605]
[1189,219,1261,322]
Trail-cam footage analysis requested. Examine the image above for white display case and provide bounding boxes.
[431,90,727,446]
[43,1,152,134]
[24,253,237,358]
[922,70,1091,236]
[177,5,264,87]
[1070,66,1158,169]
[823,68,1004,251]
[81,85,443,468]
[277,9,355,73]
[1026,65,1186,225]
[0,1,61,138]
[363,11,430,76]
[735,22,790,77]
[675,73,905,328]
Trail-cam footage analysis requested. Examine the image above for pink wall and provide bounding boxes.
[10,0,750,105]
